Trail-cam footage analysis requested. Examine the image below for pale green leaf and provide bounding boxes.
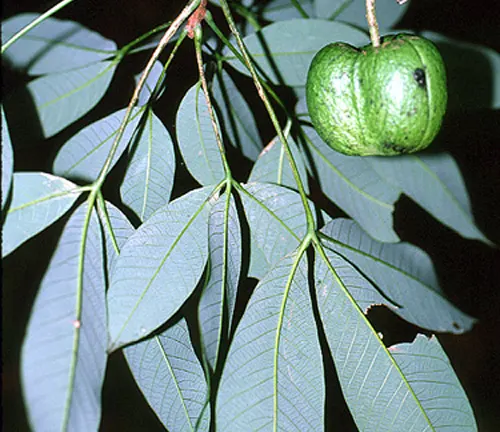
[135,60,165,106]
[314,0,348,19]
[124,319,210,432]
[316,248,477,431]
[120,108,175,221]
[336,0,409,31]
[2,13,117,75]
[21,202,107,431]
[212,68,262,161]
[199,192,242,368]
[422,31,500,110]
[321,218,476,333]
[6,61,116,139]
[391,335,477,431]
[368,153,490,244]
[240,182,313,279]
[217,251,324,430]
[1,107,14,211]
[302,126,400,243]
[223,19,367,86]
[249,135,309,193]
[176,82,225,186]
[107,187,214,351]
[53,107,144,183]
[259,0,314,22]
[2,172,81,257]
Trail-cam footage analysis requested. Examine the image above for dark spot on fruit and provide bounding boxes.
[383,142,408,153]
[413,68,426,88]
[369,99,374,106]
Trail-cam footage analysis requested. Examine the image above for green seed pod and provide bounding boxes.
[306,34,447,156]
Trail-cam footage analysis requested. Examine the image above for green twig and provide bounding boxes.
[218,0,315,232]
[193,28,232,177]
[93,0,200,190]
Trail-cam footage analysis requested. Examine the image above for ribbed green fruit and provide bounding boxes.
[306,34,447,156]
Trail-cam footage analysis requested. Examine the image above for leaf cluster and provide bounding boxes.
[2,1,498,430]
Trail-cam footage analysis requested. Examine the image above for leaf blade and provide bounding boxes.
[176,82,225,186]
[5,60,116,140]
[107,187,214,350]
[1,107,14,211]
[302,126,400,242]
[315,247,476,431]
[53,107,143,183]
[249,135,309,194]
[321,218,475,333]
[198,192,242,368]
[21,202,107,431]
[2,172,81,257]
[120,108,175,221]
[2,13,117,75]
[216,251,324,431]
[212,69,262,161]
[223,19,367,87]
[368,153,490,244]
[124,319,210,432]
[240,182,313,279]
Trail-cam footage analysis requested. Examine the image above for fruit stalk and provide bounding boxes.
[366,0,380,48]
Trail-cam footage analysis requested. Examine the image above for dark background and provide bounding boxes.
[2,0,499,430]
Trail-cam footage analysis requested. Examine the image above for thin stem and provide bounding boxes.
[2,0,76,53]
[149,30,187,102]
[218,0,315,231]
[290,0,310,19]
[366,0,380,48]
[120,22,172,54]
[96,191,120,256]
[204,12,287,114]
[193,30,231,176]
[94,0,201,190]
[231,3,262,30]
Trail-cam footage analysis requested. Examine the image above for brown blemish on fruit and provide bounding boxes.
[383,142,408,153]
[413,68,426,88]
